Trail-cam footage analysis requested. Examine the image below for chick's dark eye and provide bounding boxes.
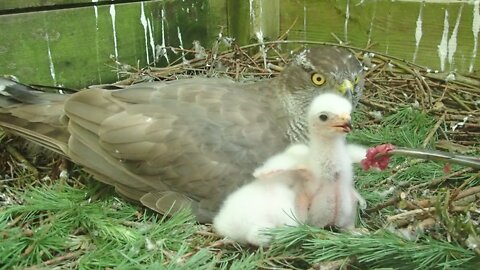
[319,114,328,121]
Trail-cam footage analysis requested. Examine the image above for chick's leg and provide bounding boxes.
[295,192,310,222]
[307,185,336,227]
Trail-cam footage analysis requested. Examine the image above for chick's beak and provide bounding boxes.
[332,113,352,133]
[338,79,354,101]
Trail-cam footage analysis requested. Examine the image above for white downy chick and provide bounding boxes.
[213,169,308,246]
[253,143,309,178]
[305,92,361,229]
[213,93,364,246]
[250,93,365,229]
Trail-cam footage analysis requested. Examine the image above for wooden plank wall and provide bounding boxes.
[0,0,219,88]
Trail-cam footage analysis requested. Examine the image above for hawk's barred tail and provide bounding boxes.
[0,78,70,154]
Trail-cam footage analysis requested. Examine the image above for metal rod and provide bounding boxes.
[387,147,480,169]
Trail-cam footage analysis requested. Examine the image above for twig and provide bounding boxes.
[404,182,480,210]
[450,173,479,200]
[236,45,262,71]
[276,17,298,42]
[455,185,480,201]
[360,98,394,112]
[387,207,434,223]
[415,70,434,106]
[7,214,24,228]
[447,91,473,112]
[421,112,446,148]
[387,205,469,225]
[24,250,83,270]
[410,167,473,190]
[365,193,401,213]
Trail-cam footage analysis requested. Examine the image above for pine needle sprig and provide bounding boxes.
[269,226,479,270]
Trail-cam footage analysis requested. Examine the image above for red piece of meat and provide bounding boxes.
[361,144,395,171]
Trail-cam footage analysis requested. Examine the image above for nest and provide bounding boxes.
[1,37,479,269]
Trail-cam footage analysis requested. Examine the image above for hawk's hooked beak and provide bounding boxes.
[338,79,354,101]
[332,113,352,133]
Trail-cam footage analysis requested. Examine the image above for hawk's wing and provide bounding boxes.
[64,78,290,221]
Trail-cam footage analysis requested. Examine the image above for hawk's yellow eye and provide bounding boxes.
[311,73,326,86]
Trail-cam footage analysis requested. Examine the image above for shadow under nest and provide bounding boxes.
[0,41,479,269]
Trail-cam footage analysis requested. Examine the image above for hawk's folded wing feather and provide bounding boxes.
[64,79,289,221]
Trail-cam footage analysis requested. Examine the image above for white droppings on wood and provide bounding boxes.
[109,4,119,79]
[448,5,463,68]
[303,1,307,40]
[249,0,264,35]
[140,3,150,65]
[259,0,263,20]
[92,0,101,82]
[147,18,156,64]
[92,0,98,28]
[367,13,375,47]
[249,0,255,26]
[438,10,449,72]
[177,26,188,64]
[344,0,350,42]
[365,2,377,47]
[256,30,267,69]
[46,33,57,86]
[413,3,423,62]
[470,0,480,72]
[157,8,169,63]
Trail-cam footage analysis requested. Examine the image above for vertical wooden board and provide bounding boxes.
[226,0,251,45]
[148,0,212,66]
[225,0,279,45]
[103,2,150,81]
[281,0,350,45]
[168,1,209,53]
[206,0,228,40]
